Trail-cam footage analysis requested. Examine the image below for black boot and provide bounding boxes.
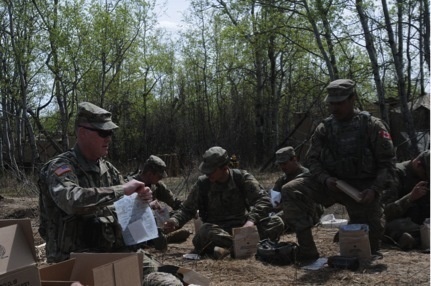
[296,228,319,264]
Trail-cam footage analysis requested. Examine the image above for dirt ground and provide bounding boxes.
[0,172,430,285]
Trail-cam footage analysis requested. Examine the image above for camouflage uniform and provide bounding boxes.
[383,151,430,247]
[38,102,182,286]
[168,147,284,256]
[282,80,396,255]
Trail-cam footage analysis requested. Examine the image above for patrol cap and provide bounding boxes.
[325,79,356,103]
[75,102,119,130]
[275,146,296,164]
[143,155,168,178]
[199,146,230,174]
[417,150,430,179]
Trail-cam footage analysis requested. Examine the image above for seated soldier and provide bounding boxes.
[163,146,284,259]
[382,150,430,250]
[271,146,323,231]
[131,155,191,246]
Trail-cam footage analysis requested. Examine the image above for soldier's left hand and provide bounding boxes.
[360,189,375,204]
[242,220,255,228]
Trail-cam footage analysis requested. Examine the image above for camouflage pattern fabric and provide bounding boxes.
[170,168,284,254]
[38,145,182,285]
[282,111,396,252]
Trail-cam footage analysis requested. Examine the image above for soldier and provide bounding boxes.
[271,147,322,228]
[163,146,284,259]
[38,102,182,285]
[281,79,396,263]
[131,155,190,245]
[383,150,430,250]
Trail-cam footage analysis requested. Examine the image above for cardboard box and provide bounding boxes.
[39,252,143,286]
[232,226,260,259]
[0,219,41,286]
[339,224,371,260]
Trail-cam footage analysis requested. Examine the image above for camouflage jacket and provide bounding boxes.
[383,161,430,224]
[306,110,396,194]
[129,172,182,210]
[272,165,310,192]
[38,145,126,263]
[171,169,272,229]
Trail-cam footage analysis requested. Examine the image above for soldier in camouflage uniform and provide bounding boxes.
[38,102,182,286]
[163,146,284,259]
[281,79,396,262]
[131,155,183,211]
[131,155,190,245]
[382,150,430,250]
[271,147,323,229]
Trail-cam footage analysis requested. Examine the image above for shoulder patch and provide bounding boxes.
[54,165,72,176]
[379,130,392,140]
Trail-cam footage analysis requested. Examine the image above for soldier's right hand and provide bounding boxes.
[123,179,153,202]
[325,177,338,192]
[163,218,178,234]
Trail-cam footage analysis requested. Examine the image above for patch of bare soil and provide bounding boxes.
[1,193,429,286]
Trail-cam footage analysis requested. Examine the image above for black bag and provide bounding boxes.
[255,239,299,265]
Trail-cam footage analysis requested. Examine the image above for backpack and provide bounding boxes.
[255,239,299,265]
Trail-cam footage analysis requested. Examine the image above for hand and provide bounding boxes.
[325,177,338,192]
[150,200,162,210]
[409,181,429,202]
[123,179,152,202]
[163,218,178,234]
[242,220,255,228]
[360,189,375,204]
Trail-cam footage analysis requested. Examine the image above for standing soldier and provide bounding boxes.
[38,102,183,285]
[163,146,284,259]
[281,79,396,263]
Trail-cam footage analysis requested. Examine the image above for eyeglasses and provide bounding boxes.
[78,125,113,138]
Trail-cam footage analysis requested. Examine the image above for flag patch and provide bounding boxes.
[54,165,72,176]
[379,130,392,140]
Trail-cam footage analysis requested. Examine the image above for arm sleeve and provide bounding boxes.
[170,182,199,228]
[154,182,183,210]
[306,123,332,185]
[367,118,397,194]
[243,172,272,223]
[46,158,124,215]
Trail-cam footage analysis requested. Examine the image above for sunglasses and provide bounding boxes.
[79,125,113,138]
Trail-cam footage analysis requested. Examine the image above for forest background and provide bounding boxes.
[0,0,429,184]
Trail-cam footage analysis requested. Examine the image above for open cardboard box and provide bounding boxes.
[0,219,41,286]
[39,252,143,286]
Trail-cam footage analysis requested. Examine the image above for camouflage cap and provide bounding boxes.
[275,146,296,164]
[75,102,119,130]
[325,79,356,103]
[199,146,230,174]
[418,150,430,179]
[143,155,168,178]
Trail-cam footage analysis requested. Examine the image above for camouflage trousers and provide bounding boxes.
[281,177,384,252]
[192,215,284,254]
[385,217,421,242]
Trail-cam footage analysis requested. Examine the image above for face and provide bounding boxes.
[412,157,429,181]
[206,166,229,183]
[78,125,113,161]
[278,158,298,175]
[328,95,355,121]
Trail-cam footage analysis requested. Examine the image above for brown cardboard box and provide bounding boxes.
[339,224,371,260]
[39,252,143,286]
[0,219,41,286]
[232,226,260,259]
